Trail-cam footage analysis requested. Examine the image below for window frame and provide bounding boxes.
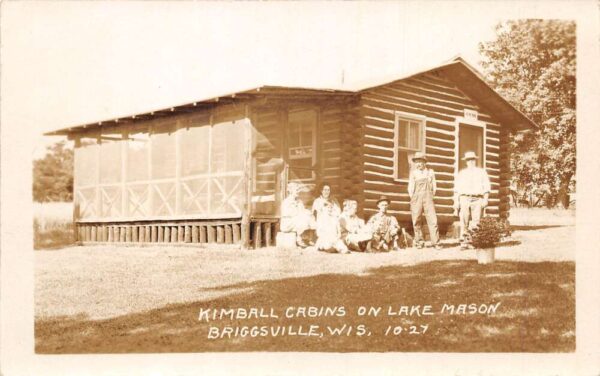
[393,111,427,181]
[286,107,318,183]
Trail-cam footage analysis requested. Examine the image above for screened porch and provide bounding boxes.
[73,112,249,223]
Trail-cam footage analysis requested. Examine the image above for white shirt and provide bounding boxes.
[454,166,491,196]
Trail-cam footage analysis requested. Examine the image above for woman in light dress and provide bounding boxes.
[311,183,349,253]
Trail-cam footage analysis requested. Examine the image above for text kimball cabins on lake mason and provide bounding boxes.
[46,57,536,248]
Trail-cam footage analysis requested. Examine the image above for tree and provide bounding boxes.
[479,20,576,208]
[33,141,74,202]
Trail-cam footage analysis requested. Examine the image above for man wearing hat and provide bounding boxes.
[408,152,441,250]
[366,196,402,252]
[453,151,492,249]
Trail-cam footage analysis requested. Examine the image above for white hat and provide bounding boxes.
[411,151,427,162]
[462,151,478,161]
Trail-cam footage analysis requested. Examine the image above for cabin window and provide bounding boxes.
[287,109,317,182]
[394,113,425,180]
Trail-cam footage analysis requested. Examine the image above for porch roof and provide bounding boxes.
[45,57,536,136]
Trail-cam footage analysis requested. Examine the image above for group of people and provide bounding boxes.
[280,182,402,253]
[280,151,491,252]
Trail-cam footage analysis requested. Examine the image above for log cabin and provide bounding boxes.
[46,57,536,248]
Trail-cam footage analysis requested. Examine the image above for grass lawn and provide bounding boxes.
[33,202,74,250]
[35,260,574,353]
[34,208,575,353]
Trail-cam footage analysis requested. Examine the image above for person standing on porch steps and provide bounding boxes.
[453,151,491,250]
[408,152,441,250]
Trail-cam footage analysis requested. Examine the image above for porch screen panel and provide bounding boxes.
[99,132,123,218]
[74,138,98,219]
[151,128,176,179]
[126,132,150,217]
[180,123,210,215]
[209,120,245,216]
[180,125,209,176]
[99,134,122,184]
[150,126,176,216]
[212,120,245,173]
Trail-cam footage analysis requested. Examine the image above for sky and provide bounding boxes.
[0,1,587,158]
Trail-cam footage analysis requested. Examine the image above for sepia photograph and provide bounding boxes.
[1,1,599,375]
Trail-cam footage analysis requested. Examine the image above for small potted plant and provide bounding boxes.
[468,217,510,264]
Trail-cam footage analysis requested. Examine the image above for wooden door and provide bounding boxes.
[458,123,484,170]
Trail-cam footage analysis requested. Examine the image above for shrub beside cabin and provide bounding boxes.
[46,58,535,248]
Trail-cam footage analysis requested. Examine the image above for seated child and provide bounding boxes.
[339,199,373,252]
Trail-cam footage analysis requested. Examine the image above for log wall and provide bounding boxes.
[359,71,511,224]
[319,103,348,196]
[339,101,365,214]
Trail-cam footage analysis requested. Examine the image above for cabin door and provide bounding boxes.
[458,123,484,170]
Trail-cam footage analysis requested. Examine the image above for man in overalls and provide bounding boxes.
[408,152,441,250]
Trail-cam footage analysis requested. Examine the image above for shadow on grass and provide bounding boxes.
[35,260,575,354]
[440,239,522,248]
[34,228,76,250]
[511,225,568,231]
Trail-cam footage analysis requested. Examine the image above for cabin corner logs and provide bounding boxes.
[72,72,512,249]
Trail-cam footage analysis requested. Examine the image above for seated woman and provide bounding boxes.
[339,199,373,252]
[280,182,315,247]
[366,196,402,252]
[311,182,349,254]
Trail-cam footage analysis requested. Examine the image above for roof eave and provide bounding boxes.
[45,85,357,136]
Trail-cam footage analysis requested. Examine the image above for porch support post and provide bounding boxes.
[241,106,253,249]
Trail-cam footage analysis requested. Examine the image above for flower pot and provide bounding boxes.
[476,247,495,264]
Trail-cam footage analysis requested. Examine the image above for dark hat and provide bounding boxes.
[376,195,390,205]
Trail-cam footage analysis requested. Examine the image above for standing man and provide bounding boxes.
[408,152,441,250]
[453,151,492,249]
